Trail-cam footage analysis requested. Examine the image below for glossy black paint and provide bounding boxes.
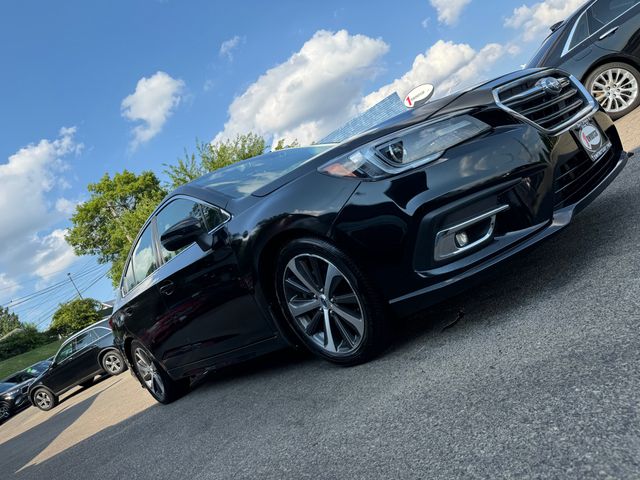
[28,320,118,400]
[527,1,640,83]
[111,67,628,385]
[0,361,50,422]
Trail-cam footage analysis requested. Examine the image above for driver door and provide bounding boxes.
[47,330,99,392]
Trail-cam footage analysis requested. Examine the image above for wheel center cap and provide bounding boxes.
[320,294,329,309]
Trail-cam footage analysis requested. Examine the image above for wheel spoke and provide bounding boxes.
[288,260,320,295]
[304,310,323,336]
[324,263,341,297]
[285,276,312,295]
[289,298,321,317]
[322,309,337,352]
[333,292,358,305]
[332,314,356,349]
[331,304,364,336]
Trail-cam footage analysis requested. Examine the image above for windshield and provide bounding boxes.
[527,27,565,67]
[191,146,333,198]
[25,361,51,376]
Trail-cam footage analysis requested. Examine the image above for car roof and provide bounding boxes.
[61,318,110,345]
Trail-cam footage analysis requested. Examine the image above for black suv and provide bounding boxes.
[528,0,640,119]
[0,360,51,423]
[28,320,126,411]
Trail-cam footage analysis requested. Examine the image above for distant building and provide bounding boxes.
[320,93,406,144]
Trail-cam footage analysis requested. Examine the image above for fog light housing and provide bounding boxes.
[454,231,469,248]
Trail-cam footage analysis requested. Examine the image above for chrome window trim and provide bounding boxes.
[493,70,600,137]
[119,194,231,299]
[561,0,640,57]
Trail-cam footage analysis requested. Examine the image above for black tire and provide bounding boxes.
[0,401,12,423]
[585,62,640,120]
[130,341,190,404]
[101,349,126,376]
[32,387,58,411]
[275,237,390,366]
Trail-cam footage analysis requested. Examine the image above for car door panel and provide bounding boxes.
[593,2,640,56]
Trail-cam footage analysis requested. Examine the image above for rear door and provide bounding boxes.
[151,197,273,372]
[47,331,98,392]
[590,0,640,54]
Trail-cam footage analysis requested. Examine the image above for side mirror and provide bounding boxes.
[160,217,213,252]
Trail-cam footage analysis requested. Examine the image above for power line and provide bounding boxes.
[0,258,96,294]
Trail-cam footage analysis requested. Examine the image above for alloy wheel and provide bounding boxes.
[283,254,365,355]
[0,403,9,420]
[104,353,122,374]
[590,67,639,114]
[134,347,165,400]
[35,390,52,409]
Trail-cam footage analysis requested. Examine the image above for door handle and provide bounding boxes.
[599,26,619,40]
[159,281,175,296]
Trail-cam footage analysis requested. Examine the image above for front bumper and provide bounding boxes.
[389,149,628,316]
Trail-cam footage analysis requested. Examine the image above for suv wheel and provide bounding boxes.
[0,401,11,422]
[586,62,640,119]
[275,237,390,366]
[130,341,190,404]
[33,387,58,411]
[102,350,126,375]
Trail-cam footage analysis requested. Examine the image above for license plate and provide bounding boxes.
[573,119,611,162]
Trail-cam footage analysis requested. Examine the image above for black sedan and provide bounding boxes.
[528,0,640,118]
[0,360,50,423]
[111,67,629,404]
[28,320,126,411]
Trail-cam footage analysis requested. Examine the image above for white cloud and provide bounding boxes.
[0,274,19,296]
[361,40,509,110]
[219,35,242,61]
[32,229,77,280]
[214,30,389,146]
[505,0,586,42]
[430,0,472,25]
[55,197,78,216]
[0,127,80,245]
[121,71,185,150]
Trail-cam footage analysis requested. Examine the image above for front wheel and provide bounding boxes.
[102,350,126,375]
[130,341,189,404]
[275,238,390,366]
[32,387,58,411]
[586,62,640,120]
[0,401,12,423]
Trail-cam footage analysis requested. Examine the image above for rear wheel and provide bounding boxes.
[0,401,11,423]
[275,238,390,366]
[33,387,57,411]
[102,350,126,375]
[586,62,640,119]
[130,341,189,404]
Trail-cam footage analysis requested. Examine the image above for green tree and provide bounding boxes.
[273,138,300,150]
[66,170,166,287]
[164,133,266,189]
[0,306,21,337]
[48,298,102,337]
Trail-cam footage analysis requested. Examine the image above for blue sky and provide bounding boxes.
[0,0,584,328]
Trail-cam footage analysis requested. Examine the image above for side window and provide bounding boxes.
[156,198,227,263]
[568,13,590,50]
[74,330,98,351]
[589,0,637,30]
[94,327,111,338]
[131,225,158,287]
[123,260,136,294]
[56,342,74,362]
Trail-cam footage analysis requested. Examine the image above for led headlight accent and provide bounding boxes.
[319,114,490,178]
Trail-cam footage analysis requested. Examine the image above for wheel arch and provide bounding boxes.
[581,54,640,85]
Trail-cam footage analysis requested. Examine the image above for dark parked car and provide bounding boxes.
[28,319,126,411]
[0,360,51,423]
[111,67,629,404]
[527,0,640,119]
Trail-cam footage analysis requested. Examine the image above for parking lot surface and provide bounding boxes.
[2,112,640,480]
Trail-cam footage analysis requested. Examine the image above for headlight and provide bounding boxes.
[319,114,490,179]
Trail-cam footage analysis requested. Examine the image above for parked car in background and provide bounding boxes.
[111,67,629,405]
[527,0,640,119]
[28,319,126,411]
[0,359,51,423]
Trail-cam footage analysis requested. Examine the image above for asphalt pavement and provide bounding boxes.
[1,112,639,480]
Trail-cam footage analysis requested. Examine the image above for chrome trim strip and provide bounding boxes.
[434,205,510,261]
[492,70,600,137]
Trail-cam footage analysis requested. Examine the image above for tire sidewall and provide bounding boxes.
[275,237,387,365]
[130,341,188,404]
[586,62,640,119]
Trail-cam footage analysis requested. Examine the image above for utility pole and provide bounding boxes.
[67,273,83,299]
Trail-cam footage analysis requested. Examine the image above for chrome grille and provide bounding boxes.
[493,71,599,135]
